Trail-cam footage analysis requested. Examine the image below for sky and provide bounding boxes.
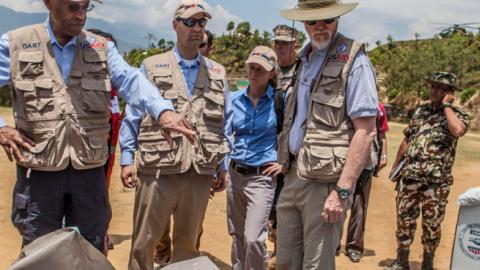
[2,0,480,47]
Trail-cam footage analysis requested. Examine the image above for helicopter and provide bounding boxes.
[431,22,480,38]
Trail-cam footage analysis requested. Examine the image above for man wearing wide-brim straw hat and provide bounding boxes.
[275,0,379,269]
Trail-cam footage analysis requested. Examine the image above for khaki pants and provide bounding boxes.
[276,167,352,270]
[227,168,276,270]
[128,169,211,270]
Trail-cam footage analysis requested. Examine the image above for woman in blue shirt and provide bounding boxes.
[226,46,284,270]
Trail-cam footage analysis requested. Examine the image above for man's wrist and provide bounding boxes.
[441,102,453,110]
[334,184,351,200]
[381,155,387,160]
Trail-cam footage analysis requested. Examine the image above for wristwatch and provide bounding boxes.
[334,185,351,200]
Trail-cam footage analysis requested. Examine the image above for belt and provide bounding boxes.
[230,160,269,176]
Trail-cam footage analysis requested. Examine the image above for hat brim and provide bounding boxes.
[425,78,460,91]
[274,36,296,42]
[280,3,358,21]
[246,56,274,72]
[180,8,212,19]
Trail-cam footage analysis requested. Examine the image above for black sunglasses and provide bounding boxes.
[176,17,208,28]
[68,2,95,13]
[304,17,337,26]
[199,42,208,48]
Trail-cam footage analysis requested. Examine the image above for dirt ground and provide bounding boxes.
[0,111,479,270]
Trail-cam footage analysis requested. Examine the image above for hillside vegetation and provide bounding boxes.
[369,32,480,109]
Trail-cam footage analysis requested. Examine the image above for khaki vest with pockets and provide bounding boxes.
[277,34,365,182]
[138,51,229,176]
[8,24,111,171]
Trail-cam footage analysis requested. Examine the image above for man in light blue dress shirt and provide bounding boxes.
[120,2,232,268]
[0,0,194,253]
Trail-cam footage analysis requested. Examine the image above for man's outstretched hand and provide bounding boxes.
[158,110,195,148]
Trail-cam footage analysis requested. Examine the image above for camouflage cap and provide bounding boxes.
[273,25,299,42]
[174,1,212,19]
[246,46,278,71]
[425,71,459,91]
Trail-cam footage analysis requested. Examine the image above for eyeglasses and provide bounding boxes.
[176,17,208,28]
[199,42,208,48]
[304,17,337,26]
[68,2,95,13]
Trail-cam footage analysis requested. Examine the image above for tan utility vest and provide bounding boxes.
[138,51,229,176]
[277,34,365,182]
[277,63,296,93]
[8,24,112,171]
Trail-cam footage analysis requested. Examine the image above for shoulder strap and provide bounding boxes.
[274,89,285,135]
[286,57,302,92]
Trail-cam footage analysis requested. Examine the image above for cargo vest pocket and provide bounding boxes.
[203,90,224,122]
[83,50,108,73]
[310,90,345,128]
[81,78,111,114]
[298,143,347,180]
[77,125,109,164]
[19,51,44,78]
[22,129,55,168]
[139,134,182,168]
[154,71,174,90]
[163,90,179,110]
[14,79,55,119]
[195,132,229,171]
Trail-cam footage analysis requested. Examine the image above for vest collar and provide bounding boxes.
[173,47,201,68]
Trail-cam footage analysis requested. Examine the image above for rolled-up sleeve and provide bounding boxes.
[346,51,378,119]
[107,42,173,120]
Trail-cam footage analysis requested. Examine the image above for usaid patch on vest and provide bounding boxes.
[328,42,350,63]
[22,42,41,50]
[81,36,105,50]
[206,60,222,74]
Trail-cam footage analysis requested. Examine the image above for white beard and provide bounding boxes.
[310,30,333,50]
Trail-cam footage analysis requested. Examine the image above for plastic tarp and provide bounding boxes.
[457,187,480,207]
[9,227,115,270]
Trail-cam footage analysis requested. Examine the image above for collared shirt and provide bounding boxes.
[172,47,201,97]
[0,18,173,128]
[119,56,233,171]
[288,40,378,155]
[225,85,277,168]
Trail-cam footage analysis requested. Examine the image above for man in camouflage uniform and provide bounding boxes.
[272,24,301,94]
[386,72,469,270]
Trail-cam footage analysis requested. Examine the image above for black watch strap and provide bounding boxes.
[334,185,351,200]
